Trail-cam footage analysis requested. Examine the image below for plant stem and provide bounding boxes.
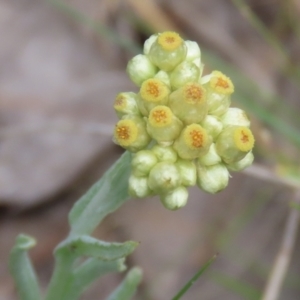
[262,190,300,300]
[44,254,75,300]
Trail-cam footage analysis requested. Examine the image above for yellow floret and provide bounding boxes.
[183,83,206,104]
[157,31,183,51]
[183,124,209,149]
[148,106,173,127]
[233,127,255,152]
[210,71,234,95]
[140,79,169,102]
[114,120,138,147]
[114,94,126,110]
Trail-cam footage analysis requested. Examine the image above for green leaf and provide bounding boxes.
[172,254,217,300]
[56,235,139,261]
[9,235,41,300]
[105,267,143,300]
[69,151,131,235]
[64,258,127,300]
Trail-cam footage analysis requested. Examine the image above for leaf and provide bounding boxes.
[172,254,217,300]
[69,151,131,235]
[56,235,139,261]
[9,235,41,300]
[64,258,127,300]
[105,267,143,300]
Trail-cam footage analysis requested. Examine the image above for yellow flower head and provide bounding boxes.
[113,93,126,111]
[183,124,209,149]
[157,31,183,51]
[233,127,255,152]
[210,71,234,95]
[148,106,173,127]
[183,83,206,104]
[114,119,138,147]
[140,78,170,103]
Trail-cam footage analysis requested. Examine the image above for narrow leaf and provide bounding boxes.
[64,258,127,300]
[172,254,217,300]
[57,235,139,261]
[105,267,143,300]
[69,151,131,235]
[9,235,41,300]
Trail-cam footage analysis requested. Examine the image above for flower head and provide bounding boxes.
[112,31,255,209]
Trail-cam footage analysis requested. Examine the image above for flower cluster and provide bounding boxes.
[113,31,255,210]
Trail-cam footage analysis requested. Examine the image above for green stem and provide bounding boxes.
[44,254,75,300]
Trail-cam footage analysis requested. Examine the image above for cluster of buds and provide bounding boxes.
[113,31,255,210]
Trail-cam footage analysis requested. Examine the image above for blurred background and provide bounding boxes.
[1,0,300,299]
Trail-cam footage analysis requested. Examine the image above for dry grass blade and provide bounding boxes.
[262,190,300,300]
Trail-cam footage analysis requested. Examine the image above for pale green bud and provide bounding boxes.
[203,71,234,116]
[129,174,152,198]
[201,115,223,140]
[113,116,151,152]
[226,151,254,172]
[197,163,229,194]
[114,92,140,118]
[185,40,201,61]
[154,70,171,87]
[127,54,157,86]
[160,186,188,210]
[176,159,197,186]
[131,150,158,177]
[220,108,250,128]
[169,82,207,124]
[148,31,187,71]
[148,162,181,193]
[147,106,183,146]
[173,124,212,160]
[169,61,200,90]
[151,144,178,163]
[198,143,221,166]
[215,126,255,163]
[143,34,158,56]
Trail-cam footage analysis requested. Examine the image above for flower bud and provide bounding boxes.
[203,71,234,116]
[169,82,207,124]
[129,174,152,198]
[139,78,170,114]
[114,92,139,118]
[215,126,255,163]
[148,31,187,71]
[151,144,178,163]
[131,150,158,177]
[143,34,158,55]
[185,40,201,62]
[160,186,188,210]
[113,117,151,152]
[176,159,196,186]
[198,143,221,166]
[154,70,170,87]
[148,162,181,193]
[226,151,254,172]
[201,115,223,140]
[169,61,200,90]
[127,54,157,86]
[197,163,229,194]
[173,124,212,160]
[220,108,250,128]
[147,106,183,145]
